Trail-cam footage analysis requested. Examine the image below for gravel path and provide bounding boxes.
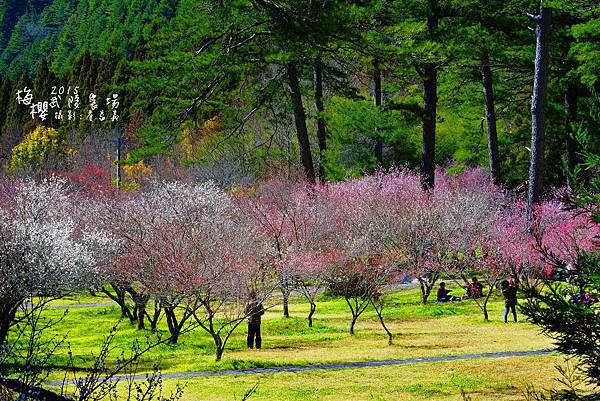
[47,349,553,385]
[48,303,114,309]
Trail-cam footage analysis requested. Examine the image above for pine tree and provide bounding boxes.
[2,73,32,155]
[520,137,599,399]
[33,57,56,102]
[0,77,12,160]
[0,0,28,52]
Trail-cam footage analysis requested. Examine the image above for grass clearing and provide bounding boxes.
[16,285,564,399]
[66,355,565,400]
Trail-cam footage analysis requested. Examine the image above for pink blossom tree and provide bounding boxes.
[495,198,599,299]
[435,168,508,320]
[245,173,335,322]
[80,185,159,336]
[160,181,276,361]
[495,201,546,288]
[446,235,509,321]
[62,163,140,325]
[530,200,599,275]
[98,180,275,360]
[276,185,336,327]
[324,173,406,342]
[344,170,437,305]
[244,175,299,318]
[324,176,381,336]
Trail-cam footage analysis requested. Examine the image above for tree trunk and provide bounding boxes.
[419,279,427,305]
[482,280,497,321]
[481,50,500,185]
[215,347,224,362]
[308,302,316,328]
[164,307,180,344]
[136,301,147,330]
[313,58,327,178]
[421,65,437,191]
[349,315,357,335]
[345,294,370,335]
[418,276,435,305]
[128,288,149,330]
[0,317,10,349]
[565,81,578,188]
[149,299,161,332]
[287,62,316,182]
[528,7,552,212]
[0,299,18,347]
[213,334,224,362]
[421,2,438,190]
[373,301,393,345]
[282,289,290,318]
[102,284,134,324]
[373,57,384,165]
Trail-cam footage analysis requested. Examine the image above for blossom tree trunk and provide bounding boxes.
[418,273,439,305]
[0,298,19,347]
[372,297,393,345]
[102,284,135,324]
[282,288,290,318]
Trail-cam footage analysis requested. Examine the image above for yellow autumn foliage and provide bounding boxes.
[9,126,76,173]
[175,117,221,163]
[122,159,154,190]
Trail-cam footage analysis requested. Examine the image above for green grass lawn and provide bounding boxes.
[142,355,564,401]
[16,286,567,399]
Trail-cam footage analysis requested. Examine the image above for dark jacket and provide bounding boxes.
[469,282,483,298]
[437,287,450,301]
[502,286,518,307]
[245,301,264,324]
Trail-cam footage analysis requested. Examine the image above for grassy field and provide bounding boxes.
[148,355,564,401]
[24,285,567,400]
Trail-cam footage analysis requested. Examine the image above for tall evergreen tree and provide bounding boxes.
[528,7,552,210]
[32,57,56,102]
[0,77,13,161]
[2,73,32,156]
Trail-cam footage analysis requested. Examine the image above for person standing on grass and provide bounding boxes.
[245,291,264,349]
[501,280,518,323]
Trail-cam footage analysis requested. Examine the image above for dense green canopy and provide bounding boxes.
[0,0,598,189]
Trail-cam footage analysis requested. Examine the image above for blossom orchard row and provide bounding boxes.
[0,168,597,360]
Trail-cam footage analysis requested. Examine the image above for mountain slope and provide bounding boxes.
[0,0,178,80]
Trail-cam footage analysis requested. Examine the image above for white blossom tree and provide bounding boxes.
[0,177,116,347]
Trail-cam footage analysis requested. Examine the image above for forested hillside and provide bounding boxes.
[0,0,598,190]
[0,0,176,78]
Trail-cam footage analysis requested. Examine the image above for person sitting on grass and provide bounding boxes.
[501,279,518,323]
[437,282,454,302]
[467,277,483,299]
